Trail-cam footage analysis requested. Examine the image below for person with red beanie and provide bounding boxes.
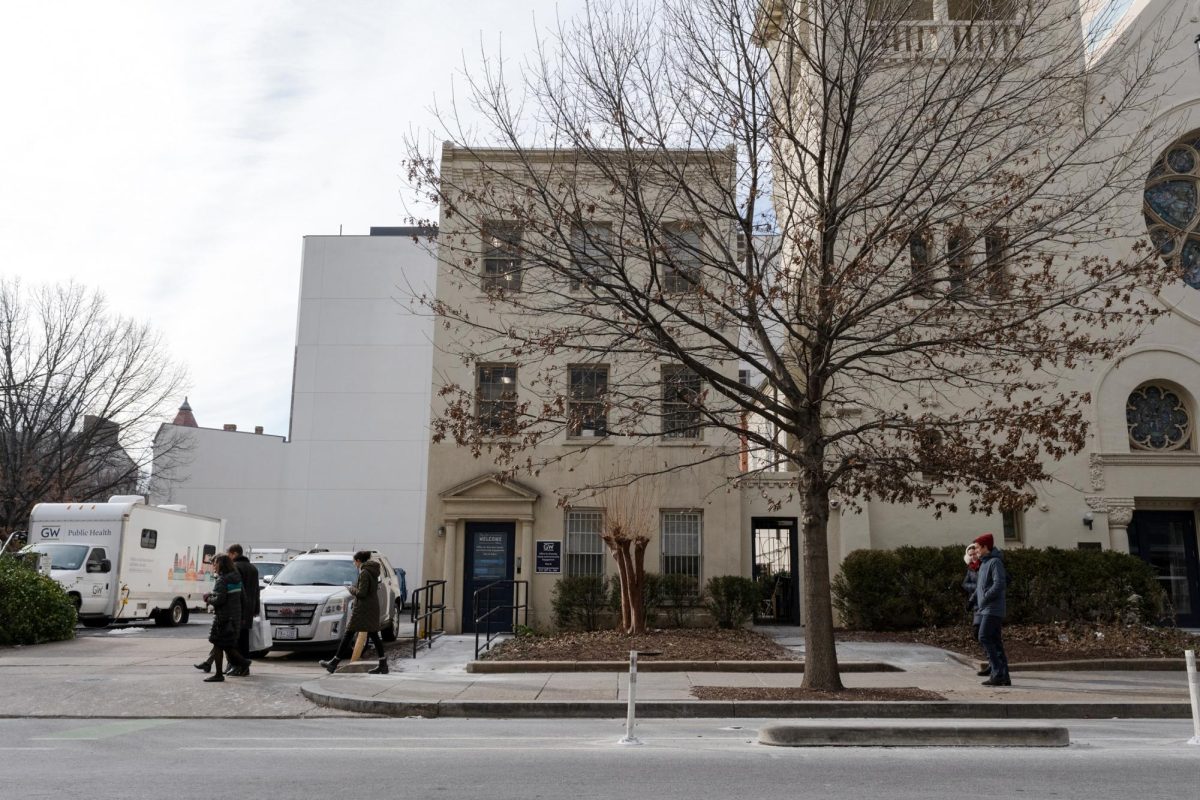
[973,532,1010,687]
[962,542,989,676]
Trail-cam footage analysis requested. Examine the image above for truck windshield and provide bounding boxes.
[25,544,90,570]
[256,562,285,580]
[270,559,357,586]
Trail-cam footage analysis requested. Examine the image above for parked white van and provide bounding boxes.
[23,495,224,627]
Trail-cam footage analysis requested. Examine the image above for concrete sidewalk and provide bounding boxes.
[300,631,1198,719]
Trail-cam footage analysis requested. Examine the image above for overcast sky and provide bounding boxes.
[0,1,581,438]
[0,0,1136,440]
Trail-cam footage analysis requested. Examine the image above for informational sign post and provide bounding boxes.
[535,540,562,574]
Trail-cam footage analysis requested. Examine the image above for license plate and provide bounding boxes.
[273,626,298,640]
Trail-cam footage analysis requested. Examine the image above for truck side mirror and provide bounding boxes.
[100,559,111,573]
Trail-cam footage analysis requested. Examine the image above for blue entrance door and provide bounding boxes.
[463,522,515,633]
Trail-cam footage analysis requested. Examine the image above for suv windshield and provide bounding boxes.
[270,558,357,587]
[25,544,89,570]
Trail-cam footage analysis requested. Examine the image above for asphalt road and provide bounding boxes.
[74,613,332,661]
[0,717,1196,800]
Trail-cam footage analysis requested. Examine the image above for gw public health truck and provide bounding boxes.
[24,496,224,628]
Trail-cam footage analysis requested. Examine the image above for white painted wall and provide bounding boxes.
[153,232,436,586]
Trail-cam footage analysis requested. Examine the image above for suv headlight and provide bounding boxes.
[323,597,347,616]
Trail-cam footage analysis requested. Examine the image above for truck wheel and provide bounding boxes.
[156,599,186,627]
[382,601,402,642]
[69,593,82,612]
[80,616,111,628]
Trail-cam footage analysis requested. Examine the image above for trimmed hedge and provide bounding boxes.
[832,545,1167,631]
[0,557,77,645]
[551,575,609,631]
[704,575,760,629]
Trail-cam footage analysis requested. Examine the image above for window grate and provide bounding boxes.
[661,511,701,594]
[662,365,702,439]
[566,510,606,576]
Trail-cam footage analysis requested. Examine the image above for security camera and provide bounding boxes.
[1082,511,1094,529]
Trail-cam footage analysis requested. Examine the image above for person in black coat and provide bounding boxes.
[227,544,261,671]
[319,551,389,675]
[194,554,251,682]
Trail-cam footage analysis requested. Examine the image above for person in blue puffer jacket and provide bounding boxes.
[973,533,1010,687]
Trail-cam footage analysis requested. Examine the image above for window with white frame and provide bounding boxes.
[662,224,703,293]
[662,365,703,439]
[476,364,518,435]
[569,223,613,291]
[482,223,523,292]
[566,510,606,576]
[567,365,608,438]
[661,511,701,593]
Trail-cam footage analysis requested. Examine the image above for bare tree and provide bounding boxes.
[600,490,654,634]
[406,0,1183,689]
[0,281,188,536]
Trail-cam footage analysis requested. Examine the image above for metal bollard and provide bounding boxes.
[1186,650,1200,745]
[618,649,661,746]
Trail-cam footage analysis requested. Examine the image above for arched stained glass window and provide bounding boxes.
[1126,383,1192,451]
[1144,133,1200,289]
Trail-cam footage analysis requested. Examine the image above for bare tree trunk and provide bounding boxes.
[610,539,632,632]
[629,537,648,635]
[800,472,842,691]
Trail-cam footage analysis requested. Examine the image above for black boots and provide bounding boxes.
[981,676,1012,687]
[368,658,389,675]
[319,656,341,673]
[194,659,213,673]
[203,673,224,683]
[976,665,991,676]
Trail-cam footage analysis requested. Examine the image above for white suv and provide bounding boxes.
[260,550,406,652]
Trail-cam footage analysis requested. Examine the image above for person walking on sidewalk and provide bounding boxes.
[195,554,251,682]
[319,551,389,675]
[227,543,260,672]
[973,533,1010,687]
[962,543,989,677]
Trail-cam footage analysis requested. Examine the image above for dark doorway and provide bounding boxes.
[1127,510,1200,628]
[751,517,800,624]
[462,522,516,633]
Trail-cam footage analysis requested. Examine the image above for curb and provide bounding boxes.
[944,650,1189,673]
[758,723,1070,747]
[466,660,900,674]
[299,683,1193,720]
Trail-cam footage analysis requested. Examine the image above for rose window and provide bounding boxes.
[1144,132,1200,288]
[1126,384,1191,451]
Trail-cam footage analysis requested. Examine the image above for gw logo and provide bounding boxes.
[40,527,60,539]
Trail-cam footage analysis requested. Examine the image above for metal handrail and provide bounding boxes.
[473,579,528,659]
[409,580,447,658]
